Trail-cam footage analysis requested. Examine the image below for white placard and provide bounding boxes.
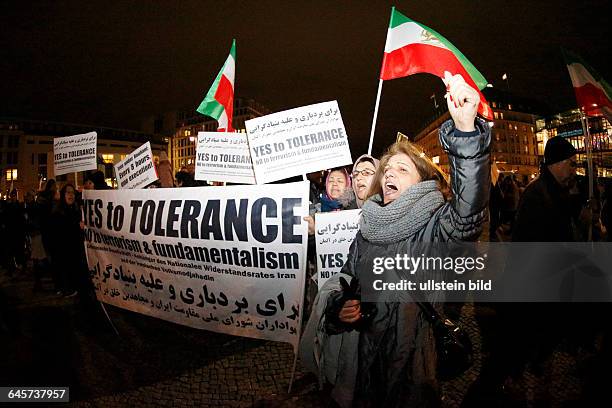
[245,101,352,184]
[315,209,361,289]
[114,142,158,189]
[82,182,309,351]
[194,132,255,184]
[53,132,98,176]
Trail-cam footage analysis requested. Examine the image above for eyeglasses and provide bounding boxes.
[352,169,376,177]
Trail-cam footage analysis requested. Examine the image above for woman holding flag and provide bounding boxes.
[301,73,490,407]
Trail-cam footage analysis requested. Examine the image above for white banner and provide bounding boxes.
[114,142,158,189]
[245,101,352,184]
[315,210,360,289]
[53,132,98,176]
[194,132,255,184]
[83,182,309,350]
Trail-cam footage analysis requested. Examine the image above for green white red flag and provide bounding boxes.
[196,39,236,132]
[563,49,612,123]
[380,8,493,120]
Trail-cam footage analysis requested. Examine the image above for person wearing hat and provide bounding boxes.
[513,136,579,242]
[462,136,585,407]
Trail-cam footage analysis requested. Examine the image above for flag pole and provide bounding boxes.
[580,109,595,200]
[579,108,595,241]
[367,79,384,156]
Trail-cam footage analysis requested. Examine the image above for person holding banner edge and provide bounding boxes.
[300,73,490,408]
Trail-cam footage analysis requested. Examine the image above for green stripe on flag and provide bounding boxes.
[422,22,489,90]
[196,64,225,119]
[196,73,225,119]
[389,7,413,29]
[388,8,489,90]
[562,48,612,99]
[229,39,236,60]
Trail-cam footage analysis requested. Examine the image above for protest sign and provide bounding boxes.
[194,132,255,184]
[53,132,98,176]
[245,101,352,184]
[82,182,309,350]
[315,209,360,289]
[114,142,158,189]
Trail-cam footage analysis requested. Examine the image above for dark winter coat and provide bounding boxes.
[512,167,575,242]
[49,203,88,291]
[304,119,490,408]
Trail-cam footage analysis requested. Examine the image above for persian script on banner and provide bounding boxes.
[194,132,256,184]
[315,210,360,289]
[245,101,353,184]
[114,142,158,189]
[53,132,98,176]
[82,182,309,351]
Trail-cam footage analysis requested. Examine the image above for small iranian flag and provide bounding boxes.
[563,49,612,123]
[380,8,493,120]
[197,39,236,132]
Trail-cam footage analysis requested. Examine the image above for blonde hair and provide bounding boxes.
[367,140,450,200]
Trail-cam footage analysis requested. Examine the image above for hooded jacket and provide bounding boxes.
[352,154,380,208]
[320,168,357,212]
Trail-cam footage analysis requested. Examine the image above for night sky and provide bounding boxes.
[1,0,610,155]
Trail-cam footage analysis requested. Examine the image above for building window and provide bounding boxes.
[5,168,17,181]
[499,112,504,120]
[184,129,191,136]
[8,135,19,148]
[7,152,17,164]
[102,154,114,164]
[508,104,512,110]
[494,112,499,119]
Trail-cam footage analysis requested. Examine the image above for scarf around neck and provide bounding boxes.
[360,180,444,244]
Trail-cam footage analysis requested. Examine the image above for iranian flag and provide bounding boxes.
[563,49,612,123]
[196,39,236,132]
[380,8,493,120]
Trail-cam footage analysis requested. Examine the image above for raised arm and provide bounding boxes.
[435,73,491,241]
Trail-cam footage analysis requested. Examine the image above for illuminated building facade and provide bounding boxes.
[536,109,612,178]
[142,98,270,174]
[0,118,166,197]
[413,89,542,184]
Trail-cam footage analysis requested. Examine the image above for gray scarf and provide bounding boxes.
[360,180,444,244]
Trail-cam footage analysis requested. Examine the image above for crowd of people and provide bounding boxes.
[1,74,611,407]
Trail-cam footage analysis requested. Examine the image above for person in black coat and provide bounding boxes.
[513,137,579,242]
[4,190,26,277]
[49,184,87,297]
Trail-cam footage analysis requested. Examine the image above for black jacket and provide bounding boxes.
[323,118,491,407]
[512,167,575,242]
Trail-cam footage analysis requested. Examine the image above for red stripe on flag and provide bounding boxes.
[574,83,612,115]
[214,74,235,132]
[381,43,493,120]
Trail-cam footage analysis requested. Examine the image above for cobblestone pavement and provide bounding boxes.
[0,267,603,407]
